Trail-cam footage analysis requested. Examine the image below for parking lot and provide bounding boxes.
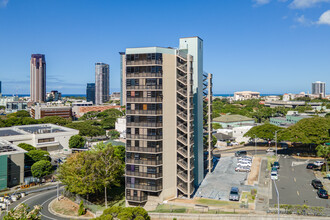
[195,155,256,201]
[270,156,330,208]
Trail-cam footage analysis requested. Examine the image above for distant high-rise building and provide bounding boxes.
[312,81,326,98]
[121,37,213,208]
[86,83,96,104]
[30,54,46,103]
[0,81,2,95]
[95,63,109,105]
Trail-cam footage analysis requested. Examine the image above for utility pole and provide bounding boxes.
[273,179,280,219]
[57,162,59,200]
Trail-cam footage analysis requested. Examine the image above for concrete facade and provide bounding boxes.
[0,124,79,154]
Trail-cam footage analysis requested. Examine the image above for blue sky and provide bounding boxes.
[0,0,329,95]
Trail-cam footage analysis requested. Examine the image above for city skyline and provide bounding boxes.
[1,0,330,95]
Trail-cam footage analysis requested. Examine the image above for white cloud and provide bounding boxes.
[290,0,330,9]
[253,0,271,6]
[0,0,8,8]
[317,10,330,25]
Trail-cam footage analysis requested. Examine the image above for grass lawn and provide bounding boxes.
[241,191,256,203]
[196,198,240,207]
[151,204,237,214]
[267,155,277,170]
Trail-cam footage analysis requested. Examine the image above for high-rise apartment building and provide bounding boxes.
[121,37,213,208]
[312,81,326,98]
[86,83,96,104]
[30,54,46,103]
[95,63,109,105]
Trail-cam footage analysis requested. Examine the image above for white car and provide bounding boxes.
[235,166,251,172]
[314,161,324,167]
[271,172,278,180]
[232,142,239,146]
[237,161,252,167]
[266,148,275,152]
[238,158,252,162]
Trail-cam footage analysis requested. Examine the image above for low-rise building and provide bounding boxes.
[0,95,19,108]
[0,124,79,154]
[234,91,260,101]
[270,112,312,127]
[213,114,255,128]
[46,90,62,102]
[232,126,254,143]
[110,92,121,100]
[6,101,28,113]
[31,105,72,119]
[115,117,126,138]
[0,139,26,190]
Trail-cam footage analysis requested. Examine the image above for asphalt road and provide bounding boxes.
[270,156,330,208]
[1,188,70,220]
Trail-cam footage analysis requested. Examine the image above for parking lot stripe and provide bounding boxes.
[297,191,300,196]
[294,177,296,182]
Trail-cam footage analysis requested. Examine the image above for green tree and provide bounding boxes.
[69,135,86,149]
[93,145,123,208]
[101,117,116,129]
[316,145,330,172]
[26,150,51,165]
[3,203,42,220]
[65,121,106,137]
[31,160,53,179]
[108,130,120,139]
[79,111,99,120]
[212,123,222,130]
[18,143,36,151]
[244,123,284,140]
[94,206,150,220]
[78,201,86,216]
[39,116,71,126]
[278,117,330,145]
[7,110,30,118]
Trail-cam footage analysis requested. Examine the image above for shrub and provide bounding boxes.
[78,201,86,216]
[18,143,36,151]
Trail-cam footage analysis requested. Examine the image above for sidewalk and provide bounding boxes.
[255,158,270,211]
[0,181,59,196]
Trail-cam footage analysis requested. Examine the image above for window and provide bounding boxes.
[135,128,139,135]
[38,138,55,143]
[135,140,139,147]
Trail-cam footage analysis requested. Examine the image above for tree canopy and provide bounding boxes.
[18,143,36,151]
[31,160,53,179]
[69,135,86,149]
[94,206,150,220]
[65,121,106,137]
[58,144,124,197]
[244,123,284,140]
[278,117,330,145]
[26,150,51,166]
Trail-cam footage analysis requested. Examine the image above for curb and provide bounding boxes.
[48,198,95,219]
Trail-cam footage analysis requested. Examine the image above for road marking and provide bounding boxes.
[294,177,296,182]
[40,195,58,220]
[297,191,300,196]
[14,190,54,210]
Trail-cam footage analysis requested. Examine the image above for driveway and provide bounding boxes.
[195,155,256,201]
[270,156,330,208]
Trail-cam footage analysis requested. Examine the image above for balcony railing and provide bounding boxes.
[177,76,187,85]
[126,72,162,78]
[126,195,148,202]
[126,170,162,178]
[127,60,162,66]
[126,183,162,191]
[126,146,163,153]
[127,97,162,103]
[127,122,162,128]
[126,158,162,166]
[126,134,162,140]
[126,109,162,115]
[127,85,162,90]
[177,64,187,72]
[177,171,188,182]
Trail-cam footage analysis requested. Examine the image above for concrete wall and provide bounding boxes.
[162,53,177,200]
[7,153,25,187]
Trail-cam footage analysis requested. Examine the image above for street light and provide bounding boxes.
[275,131,278,157]
[273,179,280,220]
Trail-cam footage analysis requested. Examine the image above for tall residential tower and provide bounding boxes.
[30,54,46,103]
[95,63,110,105]
[312,81,326,98]
[121,37,213,209]
[86,83,96,104]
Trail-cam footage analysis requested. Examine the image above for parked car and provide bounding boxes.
[317,188,328,199]
[238,158,252,163]
[235,150,247,157]
[237,161,252,167]
[311,179,323,189]
[238,156,252,161]
[273,161,280,169]
[314,161,324,167]
[306,163,318,169]
[232,142,239,146]
[235,166,251,172]
[266,148,275,152]
[271,167,278,174]
[229,187,240,201]
[271,172,278,180]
